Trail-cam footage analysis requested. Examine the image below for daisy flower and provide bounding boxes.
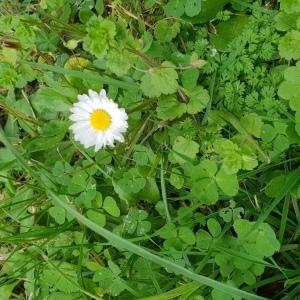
[69,89,128,151]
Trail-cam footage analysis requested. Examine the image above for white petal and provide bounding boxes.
[78,129,97,148]
[104,131,115,147]
[78,94,90,102]
[113,132,125,143]
[69,113,89,122]
[88,89,100,100]
[95,132,104,151]
[99,89,107,99]
[74,101,94,113]
[70,121,90,132]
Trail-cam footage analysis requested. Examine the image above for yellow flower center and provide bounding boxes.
[90,109,111,130]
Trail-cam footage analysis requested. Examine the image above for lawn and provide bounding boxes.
[0,0,300,299]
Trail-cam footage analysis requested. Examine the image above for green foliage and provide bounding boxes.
[1,1,300,300]
[279,30,300,60]
[154,19,180,42]
[278,62,300,134]
[157,86,209,120]
[190,159,239,204]
[83,17,117,58]
[281,0,300,14]
[140,61,179,97]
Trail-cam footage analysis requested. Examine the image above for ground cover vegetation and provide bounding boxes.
[0,0,300,299]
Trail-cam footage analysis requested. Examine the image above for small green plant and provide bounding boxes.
[0,0,300,299]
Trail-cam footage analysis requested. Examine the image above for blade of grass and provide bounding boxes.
[256,166,300,228]
[279,195,290,244]
[140,281,201,300]
[160,156,171,222]
[23,61,138,90]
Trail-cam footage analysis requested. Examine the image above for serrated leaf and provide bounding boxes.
[280,0,300,14]
[186,86,210,114]
[275,12,298,31]
[141,61,179,97]
[164,0,185,17]
[83,17,117,58]
[185,0,202,17]
[156,95,186,120]
[279,30,300,60]
[107,49,132,76]
[181,68,200,90]
[154,19,180,42]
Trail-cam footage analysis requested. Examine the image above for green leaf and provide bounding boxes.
[49,206,66,224]
[159,223,177,239]
[136,220,151,236]
[144,0,156,9]
[279,30,300,60]
[185,0,202,17]
[107,49,132,76]
[178,226,196,245]
[207,218,221,237]
[163,0,185,17]
[169,168,184,189]
[210,16,250,51]
[156,95,186,120]
[172,136,199,164]
[154,19,180,42]
[275,12,298,31]
[83,17,116,58]
[141,61,179,97]
[234,219,280,258]
[86,209,106,226]
[103,196,120,217]
[31,87,74,116]
[261,124,277,143]
[280,0,300,14]
[265,175,287,198]
[181,68,200,90]
[0,283,17,300]
[240,114,263,138]
[189,0,228,23]
[191,177,219,204]
[196,230,213,249]
[186,86,210,114]
[215,168,239,197]
[0,62,17,89]
[192,159,218,179]
[67,174,88,195]
[95,0,104,14]
[41,262,80,293]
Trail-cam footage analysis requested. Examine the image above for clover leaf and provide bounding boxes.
[190,159,239,205]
